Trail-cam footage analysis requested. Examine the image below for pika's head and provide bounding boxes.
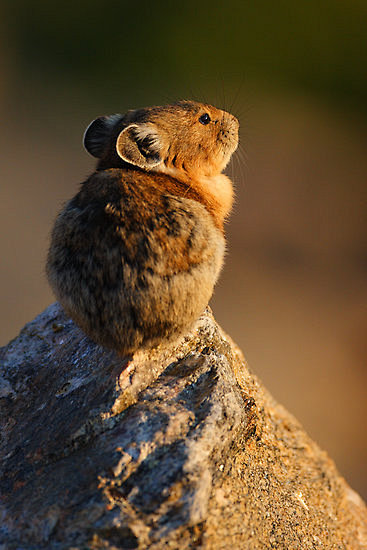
[84,101,239,180]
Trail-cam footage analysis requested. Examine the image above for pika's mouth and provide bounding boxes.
[219,123,239,156]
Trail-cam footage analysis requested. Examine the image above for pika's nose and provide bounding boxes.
[230,114,239,130]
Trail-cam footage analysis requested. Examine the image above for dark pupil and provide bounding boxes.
[199,113,211,125]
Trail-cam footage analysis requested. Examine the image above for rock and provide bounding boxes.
[0,304,366,549]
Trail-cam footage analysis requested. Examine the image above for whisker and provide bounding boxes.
[229,75,246,114]
[183,180,194,198]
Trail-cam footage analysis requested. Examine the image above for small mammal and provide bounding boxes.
[47,100,239,356]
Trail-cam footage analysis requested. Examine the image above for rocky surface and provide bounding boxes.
[0,303,366,549]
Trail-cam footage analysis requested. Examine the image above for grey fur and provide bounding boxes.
[47,170,225,355]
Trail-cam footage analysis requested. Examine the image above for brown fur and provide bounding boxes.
[47,101,239,355]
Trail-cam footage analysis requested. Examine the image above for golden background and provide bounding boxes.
[1,1,366,498]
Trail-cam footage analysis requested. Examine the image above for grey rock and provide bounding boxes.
[0,303,366,549]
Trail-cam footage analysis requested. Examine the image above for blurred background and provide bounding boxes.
[1,2,366,498]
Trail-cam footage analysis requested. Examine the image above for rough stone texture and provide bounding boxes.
[0,304,366,549]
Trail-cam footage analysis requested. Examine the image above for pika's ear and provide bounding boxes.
[116,123,162,169]
[83,114,122,158]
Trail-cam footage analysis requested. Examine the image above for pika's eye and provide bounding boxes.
[199,113,211,125]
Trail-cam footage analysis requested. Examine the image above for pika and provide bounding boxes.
[46,100,239,356]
